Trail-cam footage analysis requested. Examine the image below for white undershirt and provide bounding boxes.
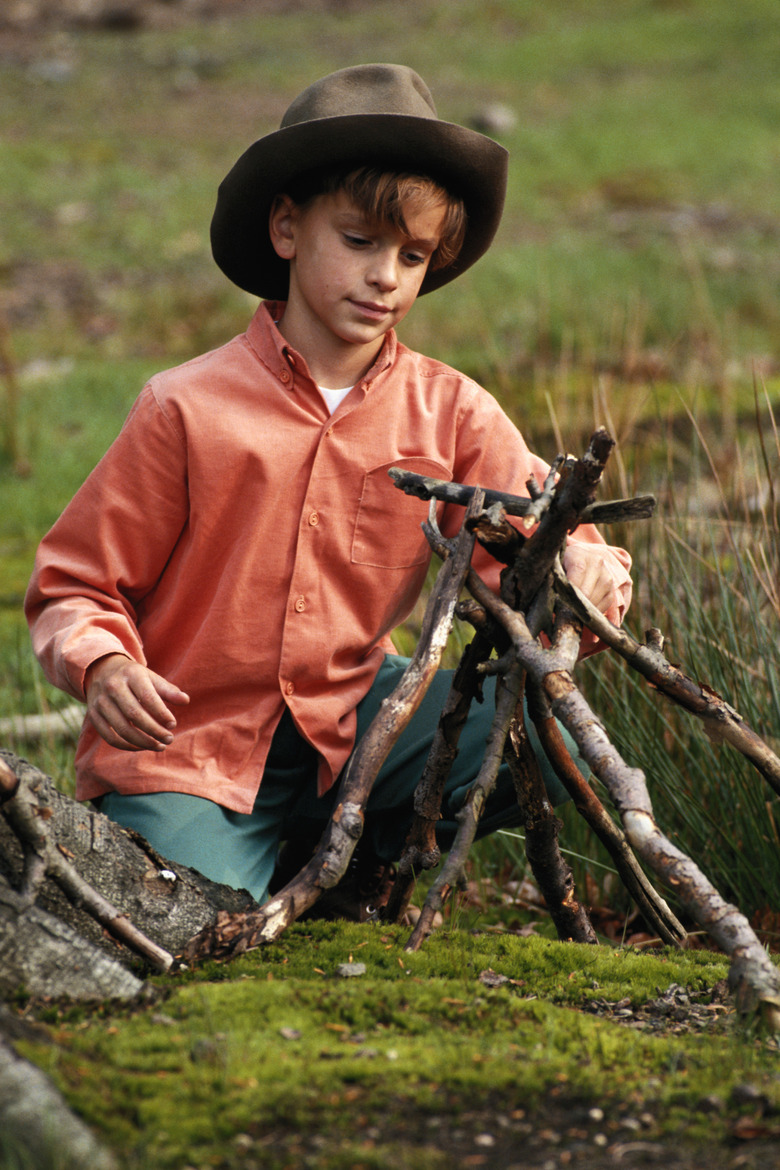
[317,384,353,414]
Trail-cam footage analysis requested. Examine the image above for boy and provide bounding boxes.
[25,65,631,914]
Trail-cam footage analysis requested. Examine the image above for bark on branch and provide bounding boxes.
[182,491,487,962]
[551,565,780,798]
[0,750,256,988]
[388,466,656,526]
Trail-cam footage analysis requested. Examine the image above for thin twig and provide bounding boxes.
[1,766,173,971]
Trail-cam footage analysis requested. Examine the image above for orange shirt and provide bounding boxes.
[25,303,632,813]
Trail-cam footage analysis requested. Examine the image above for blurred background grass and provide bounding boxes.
[1,0,778,940]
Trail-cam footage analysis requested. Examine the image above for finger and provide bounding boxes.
[87,702,170,752]
[148,672,190,710]
[92,679,177,747]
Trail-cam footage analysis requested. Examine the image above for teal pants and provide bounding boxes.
[100,655,579,902]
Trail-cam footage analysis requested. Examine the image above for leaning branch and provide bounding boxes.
[465,559,780,1017]
[182,491,486,962]
[551,564,780,798]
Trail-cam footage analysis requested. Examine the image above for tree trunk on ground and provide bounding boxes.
[0,749,256,993]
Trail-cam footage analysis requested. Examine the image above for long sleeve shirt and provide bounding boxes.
[25,302,632,813]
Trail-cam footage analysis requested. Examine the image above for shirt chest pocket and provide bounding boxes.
[351,458,451,569]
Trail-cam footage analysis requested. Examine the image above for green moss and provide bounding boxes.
[13,925,780,1169]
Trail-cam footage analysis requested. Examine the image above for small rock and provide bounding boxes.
[730,1083,770,1113]
[336,962,366,978]
[479,968,509,988]
[475,1133,495,1147]
[697,1094,725,1113]
[470,102,518,137]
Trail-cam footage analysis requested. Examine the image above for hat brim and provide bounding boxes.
[210,113,508,299]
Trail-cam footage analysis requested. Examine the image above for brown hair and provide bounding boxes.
[285,165,467,273]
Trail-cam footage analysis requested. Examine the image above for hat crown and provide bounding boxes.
[281,64,438,129]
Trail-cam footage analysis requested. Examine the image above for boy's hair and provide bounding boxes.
[286,165,468,273]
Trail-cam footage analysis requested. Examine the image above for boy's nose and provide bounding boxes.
[367,250,399,290]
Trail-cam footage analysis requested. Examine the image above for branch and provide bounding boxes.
[524,649,686,947]
[0,704,83,742]
[388,466,656,526]
[464,562,780,1017]
[540,665,780,1023]
[1,768,173,972]
[384,629,492,924]
[182,491,486,962]
[502,665,598,945]
[551,564,780,798]
[404,653,525,952]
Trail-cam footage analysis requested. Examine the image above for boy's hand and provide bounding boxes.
[561,541,622,619]
[85,653,190,752]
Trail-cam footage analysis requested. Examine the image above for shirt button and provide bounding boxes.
[308,512,319,526]
[280,369,291,383]
[284,681,294,696]
[294,596,306,612]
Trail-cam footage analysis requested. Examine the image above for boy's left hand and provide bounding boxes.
[561,541,622,620]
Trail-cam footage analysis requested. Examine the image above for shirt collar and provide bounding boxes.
[246,301,396,392]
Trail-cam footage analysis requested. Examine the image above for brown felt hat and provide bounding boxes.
[210,63,509,299]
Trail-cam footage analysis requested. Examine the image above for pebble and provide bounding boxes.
[336,962,366,978]
[730,1083,769,1112]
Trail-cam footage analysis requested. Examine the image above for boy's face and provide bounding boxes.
[270,189,445,378]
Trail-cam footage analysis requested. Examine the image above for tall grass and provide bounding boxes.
[474,386,780,937]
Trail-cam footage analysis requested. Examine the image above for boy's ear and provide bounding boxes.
[268,194,298,260]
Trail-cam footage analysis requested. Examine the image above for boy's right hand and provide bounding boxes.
[85,653,190,752]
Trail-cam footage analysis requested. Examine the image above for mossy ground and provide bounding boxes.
[11,923,780,1169]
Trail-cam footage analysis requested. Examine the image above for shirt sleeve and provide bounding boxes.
[444,385,633,650]
[24,385,189,700]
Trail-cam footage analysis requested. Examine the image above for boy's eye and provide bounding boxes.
[344,233,371,247]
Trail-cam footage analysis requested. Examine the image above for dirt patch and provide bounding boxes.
[237,1093,780,1170]
[0,0,350,46]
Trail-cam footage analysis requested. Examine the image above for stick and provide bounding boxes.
[1,768,173,971]
[388,466,656,526]
[384,629,492,924]
[182,491,487,961]
[551,565,780,798]
[405,653,524,952]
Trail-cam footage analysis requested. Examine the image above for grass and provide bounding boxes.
[2,0,779,375]
[10,921,780,1169]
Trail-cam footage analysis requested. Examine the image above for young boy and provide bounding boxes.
[25,64,631,914]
